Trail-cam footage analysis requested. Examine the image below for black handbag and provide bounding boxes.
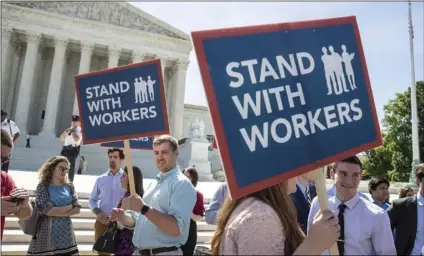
[93,222,120,254]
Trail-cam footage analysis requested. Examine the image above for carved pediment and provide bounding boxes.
[9,1,188,40]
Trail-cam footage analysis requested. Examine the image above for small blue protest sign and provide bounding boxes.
[74,59,169,145]
[192,16,382,199]
[100,137,153,150]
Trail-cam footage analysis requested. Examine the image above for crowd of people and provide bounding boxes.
[1,113,423,255]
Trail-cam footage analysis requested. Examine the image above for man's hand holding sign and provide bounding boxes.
[192,16,382,255]
[74,59,169,196]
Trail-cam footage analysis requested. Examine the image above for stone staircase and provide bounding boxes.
[1,195,215,255]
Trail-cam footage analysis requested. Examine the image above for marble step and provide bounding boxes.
[2,229,215,244]
[5,217,216,232]
[0,243,212,255]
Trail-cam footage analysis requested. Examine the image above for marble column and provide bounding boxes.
[108,46,121,68]
[73,42,94,114]
[161,58,171,117]
[41,37,68,135]
[14,32,42,132]
[170,59,189,139]
[1,28,14,108]
[131,51,145,63]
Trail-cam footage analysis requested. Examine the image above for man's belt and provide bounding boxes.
[137,246,179,255]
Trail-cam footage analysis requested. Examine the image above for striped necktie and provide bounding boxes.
[305,185,311,205]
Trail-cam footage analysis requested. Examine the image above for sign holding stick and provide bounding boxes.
[123,140,136,195]
[311,166,339,255]
[191,16,382,201]
[74,59,169,145]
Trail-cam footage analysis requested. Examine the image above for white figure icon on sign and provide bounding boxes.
[328,45,349,93]
[147,76,156,101]
[134,78,142,103]
[321,47,338,95]
[341,45,356,90]
[134,76,156,104]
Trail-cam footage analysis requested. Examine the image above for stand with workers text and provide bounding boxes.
[75,59,169,194]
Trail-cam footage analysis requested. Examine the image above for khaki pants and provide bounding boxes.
[94,220,110,256]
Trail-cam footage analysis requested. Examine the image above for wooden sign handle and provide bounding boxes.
[123,140,136,196]
[312,166,339,256]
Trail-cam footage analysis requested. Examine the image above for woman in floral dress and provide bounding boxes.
[27,156,81,255]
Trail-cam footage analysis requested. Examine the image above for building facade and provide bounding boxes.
[1,1,191,140]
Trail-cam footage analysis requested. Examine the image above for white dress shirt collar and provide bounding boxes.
[107,168,124,176]
[334,192,361,210]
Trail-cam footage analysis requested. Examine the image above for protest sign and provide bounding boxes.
[74,59,169,145]
[100,137,153,149]
[192,16,382,200]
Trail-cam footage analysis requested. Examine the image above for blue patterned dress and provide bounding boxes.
[28,183,80,255]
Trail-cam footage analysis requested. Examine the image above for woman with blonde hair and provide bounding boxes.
[212,177,340,255]
[27,156,81,255]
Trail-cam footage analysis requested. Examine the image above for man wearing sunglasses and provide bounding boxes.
[1,130,32,241]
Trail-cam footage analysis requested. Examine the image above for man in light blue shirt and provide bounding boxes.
[368,177,391,211]
[205,182,228,225]
[89,148,126,246]
[111,135,196,255]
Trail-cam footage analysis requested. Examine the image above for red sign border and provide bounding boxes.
[74,59,169,145]
[191,16,382,200]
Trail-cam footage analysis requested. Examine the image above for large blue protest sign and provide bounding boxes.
[192,16,382,199]
[100,137,153,150]
[75,59,169,144]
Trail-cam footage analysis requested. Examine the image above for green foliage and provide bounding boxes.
[363,81,424,182]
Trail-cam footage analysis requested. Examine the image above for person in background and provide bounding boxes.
[388,163,424,256]
[181,167,205,256]
[59,115,82,182]
[89,148,126,256]
[308,156,396,255]
[1,110,20,172]
[398,186,414,198]
[205,182,228,225]
[1,130,32,241]
[111,135,196,256]
[25,133,31,148]
[27,156,81,255]
[114,166,144,256]
[212,177,340,255]
[368,177,391,210]
[77,156,87,175]
[290,171,317,234]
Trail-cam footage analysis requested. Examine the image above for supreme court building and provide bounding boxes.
[1,1,191,140]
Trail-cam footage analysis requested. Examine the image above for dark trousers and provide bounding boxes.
[26,139,31,148]
[1,158,10,172]
[60,145,80,182]
[181,220,197,256]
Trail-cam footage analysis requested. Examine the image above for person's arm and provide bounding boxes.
[34,184,70,217]
[12,132,20,143]
[120,210,139,229]
[72,127,81,142]
[371,211,397,255]
[145,181,196,237]
[205,184,226,224]
[63,183,81,216]
[191,192,205,222]
[89,179,100,213]
[59,129,68,141]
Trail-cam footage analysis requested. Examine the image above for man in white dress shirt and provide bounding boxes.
[1,110,20,172]
[59,115,82,182]
[307,156,396,255]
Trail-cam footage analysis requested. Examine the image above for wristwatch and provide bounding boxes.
[141,204,150,215]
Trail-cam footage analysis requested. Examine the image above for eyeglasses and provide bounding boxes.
[57,166,69,173]
[1,155,10,165]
